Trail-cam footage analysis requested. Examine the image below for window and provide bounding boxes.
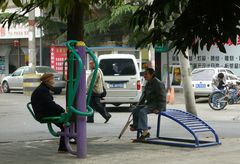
[189,56,192,61]
[12,68,24,76]
[226,69,234,75]
[235,63,238,69]
[211,56,214,61]
[215,56,219,61]
[36,67,56,73]
[100,59,136,76]
[230,56,234,61]
[219,69,226,73]
[225,56,229,61]
[197,56,201,61]
[192,69,215,81]
[23,67,34,74]
[202,56,206,61]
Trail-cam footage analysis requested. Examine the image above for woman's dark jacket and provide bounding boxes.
[31,83,65,120]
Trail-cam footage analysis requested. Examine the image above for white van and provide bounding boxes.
[98,54,142,106]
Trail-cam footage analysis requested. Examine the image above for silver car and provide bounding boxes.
[192,67,239,99]
[1,66,65,94]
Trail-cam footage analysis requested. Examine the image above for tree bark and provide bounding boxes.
[67,1,84,41]
[66,1,86,158]
[179,50,197,116]
[66,1,85,104]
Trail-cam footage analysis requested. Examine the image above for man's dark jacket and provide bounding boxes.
[139,77,166,111]
[31,83,65,120]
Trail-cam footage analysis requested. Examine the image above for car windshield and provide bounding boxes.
[192,69,215,81]
[100,59,136,76]
[36,67,56,73]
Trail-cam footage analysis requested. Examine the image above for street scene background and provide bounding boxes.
[1,91,240,164]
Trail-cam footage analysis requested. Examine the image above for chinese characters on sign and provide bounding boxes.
[50,46,68,78]
[0,24,40,38]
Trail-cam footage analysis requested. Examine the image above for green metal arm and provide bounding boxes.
[65,40,94,117]
[66,40,83,107]
[26,41,99,137]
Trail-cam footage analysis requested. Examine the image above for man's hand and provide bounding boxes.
[152,109,160,114]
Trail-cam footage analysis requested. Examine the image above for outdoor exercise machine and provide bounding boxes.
[27,40,97,158]
[134,109,221,147]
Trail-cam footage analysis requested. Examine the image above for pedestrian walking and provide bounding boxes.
[87,59,111,123]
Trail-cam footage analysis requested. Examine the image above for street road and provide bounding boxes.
[1,92,240,143]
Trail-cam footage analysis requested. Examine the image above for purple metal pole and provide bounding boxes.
[76,42,87,158]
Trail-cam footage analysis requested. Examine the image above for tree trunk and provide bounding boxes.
[66,1,86,158]
[67,1,84,40]
[66,1,85,108]
[179,50,197,116]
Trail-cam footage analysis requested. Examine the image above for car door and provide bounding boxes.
[8,67,24,89]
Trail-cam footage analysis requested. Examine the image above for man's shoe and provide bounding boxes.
[139,132,150,140]
[104,114,112,123]
[129,124,137,131]
[87,119,94,123]
[58,147,68,153]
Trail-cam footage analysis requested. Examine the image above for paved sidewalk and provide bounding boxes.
[1,137,240,164]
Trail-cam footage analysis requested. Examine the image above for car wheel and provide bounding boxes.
[2,81,10,93]
[54,88,62,95]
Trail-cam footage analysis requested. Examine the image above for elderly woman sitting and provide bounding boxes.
[31,73,66,152]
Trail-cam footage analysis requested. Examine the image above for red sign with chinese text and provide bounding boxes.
[50,46,68,78]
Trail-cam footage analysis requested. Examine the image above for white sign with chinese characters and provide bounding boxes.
[0,23,40,39]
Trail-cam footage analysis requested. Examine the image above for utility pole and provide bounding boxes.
[39,9,43,66]
[28,9,36,71]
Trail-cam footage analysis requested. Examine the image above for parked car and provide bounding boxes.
[1,66,65,94]
[98,54,142,106]
[192,67,239,99]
